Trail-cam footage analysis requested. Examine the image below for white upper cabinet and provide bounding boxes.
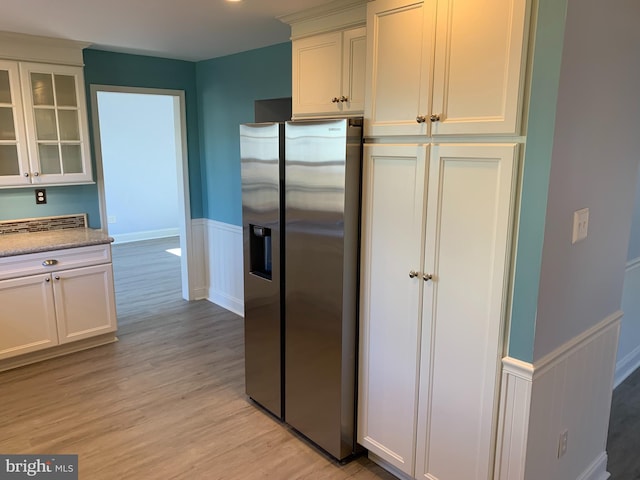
[365,0,529,137]
[342,27,367,114]
[292,26,367,119]
[364,0,435,137]
[0,60,30,186]
[281,0,368,119]
[19,62,92,185]
[0,32,93,188]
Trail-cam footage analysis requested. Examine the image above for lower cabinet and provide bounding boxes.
[358,142,518,479]
[0,273,58,359]
[53,264,117,344]
[0,249,117,361]
[358,143,427,475]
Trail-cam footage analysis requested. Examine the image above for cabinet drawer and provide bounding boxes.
[0,244,112,281]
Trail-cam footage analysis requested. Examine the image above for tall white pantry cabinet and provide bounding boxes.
[357,0,530,479]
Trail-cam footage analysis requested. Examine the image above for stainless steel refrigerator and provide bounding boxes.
[240,118,362,461]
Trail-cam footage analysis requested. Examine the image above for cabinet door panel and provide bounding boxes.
[431,0,529,135]
[292,31,342,117]
[0,60,30,186]
[416,143,517,480]
[342,27,367,113]
[19,62,93,184]
[0,274,57,359]
[365,0,435,137]
[359,144,427,475]
[53,264,117,344]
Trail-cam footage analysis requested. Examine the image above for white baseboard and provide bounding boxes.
[496,312,621,480]
[367,452,413,480]
[208,289,244,317]
[204,219,244,317]
[111,228,179,244]
[576,452,610,480]
[614,342,640,388]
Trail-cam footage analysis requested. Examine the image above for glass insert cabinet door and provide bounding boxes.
[0,60,30,186]
[19,62,92,184]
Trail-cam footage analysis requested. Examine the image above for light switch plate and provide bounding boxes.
[572,208,589,244]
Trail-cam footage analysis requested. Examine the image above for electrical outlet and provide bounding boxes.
[558,429,569,458]
[107,215,117,224]
[35,189,47,205]
[572,208,589,244]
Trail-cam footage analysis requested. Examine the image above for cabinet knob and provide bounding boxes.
[54,275,60,281]
[409,270,419,279]
[416,115,427,124]
[45,277,50,283]
[430,114,441,122]
[339,96,348,102]
[33,172,40,177]
[332,97,340,103]
[24,172,29,177]
[423,273,433,282]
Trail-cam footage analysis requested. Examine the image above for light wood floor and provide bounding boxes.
[111,236,183,326]
[0,237,396,480]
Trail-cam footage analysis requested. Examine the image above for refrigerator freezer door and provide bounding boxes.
[284,119,362,460]
[240,123,284,418]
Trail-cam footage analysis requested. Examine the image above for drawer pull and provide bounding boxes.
[42,259,58,267]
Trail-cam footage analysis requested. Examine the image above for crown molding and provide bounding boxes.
[278,0,367,40]
[0,31,91,66]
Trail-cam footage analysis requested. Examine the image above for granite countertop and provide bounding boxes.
[0,228,114,258]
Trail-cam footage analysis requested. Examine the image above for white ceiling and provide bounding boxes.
[0,0,336,62]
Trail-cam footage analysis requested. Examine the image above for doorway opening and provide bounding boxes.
[90,85,193,304]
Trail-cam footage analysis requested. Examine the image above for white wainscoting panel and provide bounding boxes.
[190,219,208,300]
[494,358,533,480]
[496,312,621,480]
[616,257,640,387]
[205,219,244,317]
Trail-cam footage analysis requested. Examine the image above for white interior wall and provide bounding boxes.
[520,0,640,477]
[97,91,179,243]
[533,0,640,361]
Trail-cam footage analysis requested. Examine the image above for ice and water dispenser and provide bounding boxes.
[249,224,272,280]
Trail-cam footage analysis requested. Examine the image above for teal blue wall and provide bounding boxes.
[83,49,202,220]
[507,0,568,362]
[196,42,292,225]
[0,50,201,228]
[0,185,100,226]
